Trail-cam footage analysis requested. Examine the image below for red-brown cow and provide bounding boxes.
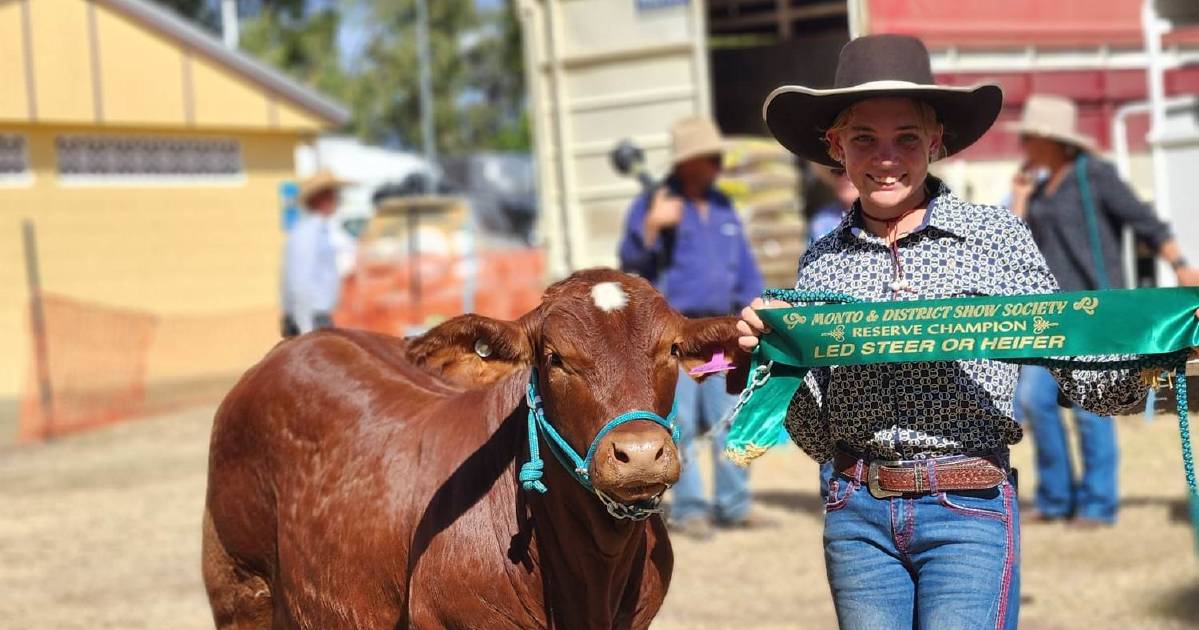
[202,269,742,629]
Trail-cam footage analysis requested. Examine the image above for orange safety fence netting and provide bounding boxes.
[17,249,547,442]
[336,248,546,335]
[19,294,282,443]
[19,294,156,441]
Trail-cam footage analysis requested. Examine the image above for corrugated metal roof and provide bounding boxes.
[99,0,350,126]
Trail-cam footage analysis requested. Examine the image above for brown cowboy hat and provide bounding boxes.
[762,34,1003,167]
[299,169,353,207]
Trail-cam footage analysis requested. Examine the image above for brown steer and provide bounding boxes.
[202,269,742,629]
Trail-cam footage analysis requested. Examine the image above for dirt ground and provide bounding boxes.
[1,406,1197,629]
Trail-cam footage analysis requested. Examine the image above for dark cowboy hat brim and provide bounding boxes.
[763,82,1004,167]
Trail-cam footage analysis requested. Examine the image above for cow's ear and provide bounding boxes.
[678,316,749,388]
[408,314,532,386]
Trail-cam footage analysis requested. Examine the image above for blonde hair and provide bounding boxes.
[824,99,947,163]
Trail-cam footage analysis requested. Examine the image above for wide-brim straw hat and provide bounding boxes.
[763,34,1003,168]
[299,169,353,206]
[1005,93,1097,153]
[670,115,725,168]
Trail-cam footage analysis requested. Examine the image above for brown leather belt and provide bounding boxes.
[833,451,1008,499]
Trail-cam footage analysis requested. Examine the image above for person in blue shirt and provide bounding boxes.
[282,170,350,337]
[808,167,858,245]
[618,115,764,539]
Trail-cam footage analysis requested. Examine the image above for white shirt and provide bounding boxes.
[282,213,341,333]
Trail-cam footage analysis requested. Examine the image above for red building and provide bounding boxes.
[863,0,1199,158]
[708,0,1199,158]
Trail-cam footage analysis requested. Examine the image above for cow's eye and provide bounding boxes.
[547,352,564,368]
[670,343,682,358]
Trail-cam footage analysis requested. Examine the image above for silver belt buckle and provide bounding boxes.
[867,460,905,499]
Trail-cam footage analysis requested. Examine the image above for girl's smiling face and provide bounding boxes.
[826,97,943,216]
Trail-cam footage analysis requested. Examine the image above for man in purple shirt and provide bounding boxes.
[618,116,764,539]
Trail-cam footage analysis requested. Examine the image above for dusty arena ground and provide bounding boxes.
[1,406,1197,629]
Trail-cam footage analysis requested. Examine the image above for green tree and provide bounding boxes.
[238,4,349,107]
[459,1,529,152]
[151,0,217,31]
[150,0,531,153]
[344,0,529,153]
[348,0,477,153]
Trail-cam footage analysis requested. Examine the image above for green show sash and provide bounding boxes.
[756,288,1199,370]
[725,287,1199,553]
[728,287,1199,466]
[724,286,1194,480]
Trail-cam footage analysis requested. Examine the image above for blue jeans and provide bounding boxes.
[820,460,834,501]
[1018,365,1119,522]
[669,371,750,522]
[824,461,1021,629]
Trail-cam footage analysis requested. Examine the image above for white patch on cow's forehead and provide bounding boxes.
[590,282,628,312]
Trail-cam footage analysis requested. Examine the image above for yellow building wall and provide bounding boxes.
[0,0,341,133]
[275,99,329,133]
[27,0,96,123]
[190,54,273,129]
[0,124,306,400]
[0,2,30,120]
[95,5,186,127]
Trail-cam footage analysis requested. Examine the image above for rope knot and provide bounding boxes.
[519,459,547,494]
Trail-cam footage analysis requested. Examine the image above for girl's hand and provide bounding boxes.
[737,298,791,351]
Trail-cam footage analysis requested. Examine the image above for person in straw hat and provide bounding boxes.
[281,169,352,337]
[618,115,764,540]
[736,35,1157,628]
[1009,93,1199,529]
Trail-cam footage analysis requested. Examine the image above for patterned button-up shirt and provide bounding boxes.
[786,177,1147,463]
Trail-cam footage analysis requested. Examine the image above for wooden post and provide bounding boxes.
[408,208,421,328]
[22,219,54,439]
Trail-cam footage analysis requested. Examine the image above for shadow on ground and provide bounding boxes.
[1150,579,1199,624]
[1120,495,1194,524]
[1012,494,1191,525]
[754,489,824,516]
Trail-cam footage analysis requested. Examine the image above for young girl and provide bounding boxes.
[737,34,1150,629]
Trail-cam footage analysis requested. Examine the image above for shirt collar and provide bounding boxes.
[839,175,967,241]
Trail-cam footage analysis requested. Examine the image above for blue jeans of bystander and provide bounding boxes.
[1017,365,1119,522]
[669,371,751,522]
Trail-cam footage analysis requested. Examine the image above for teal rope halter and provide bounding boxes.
[759,288,1199,543]
[763,288,860,306]
[520,370,681,520]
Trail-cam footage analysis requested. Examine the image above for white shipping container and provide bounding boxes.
[517,0,712,278]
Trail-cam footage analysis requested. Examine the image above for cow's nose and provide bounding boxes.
[612,438,666,466]
[591,423,680,503]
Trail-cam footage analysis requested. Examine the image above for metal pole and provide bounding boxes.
[1143,0,1174,284]
[221,0,238,49]
[408,209,421,327]
[847,0,868,39]
[415,0,438,192]
[22,220,54,439]
[1111,100,1139,290]
[544,0,576,273]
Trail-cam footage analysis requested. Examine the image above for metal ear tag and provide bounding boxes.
[474,339,493,358]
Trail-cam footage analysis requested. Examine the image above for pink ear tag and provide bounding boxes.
[688,351,734,376]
